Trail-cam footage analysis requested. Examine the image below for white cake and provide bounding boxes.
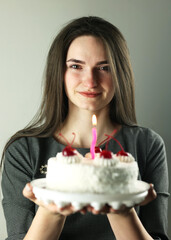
[46,147,139,194]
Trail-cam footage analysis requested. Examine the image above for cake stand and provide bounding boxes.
[31,178,150,211]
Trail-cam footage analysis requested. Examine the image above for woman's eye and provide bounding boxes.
[98,66,110,72]
[70,64,82,69]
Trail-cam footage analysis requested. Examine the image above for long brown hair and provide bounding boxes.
[1,16,137,165]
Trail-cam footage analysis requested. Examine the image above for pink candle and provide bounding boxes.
[90,114,97,159]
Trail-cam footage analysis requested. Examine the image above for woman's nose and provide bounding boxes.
[82,70,97,88]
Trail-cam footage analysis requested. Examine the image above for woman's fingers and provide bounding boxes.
[23,183,78,216]
[23,182,156,216]
[86,204,113,215]
[57,204,76,216]
[80,206,88,214]
[86,184,157,215]
[23,183,49,208]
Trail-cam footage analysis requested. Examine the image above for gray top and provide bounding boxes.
[1,125,169,240]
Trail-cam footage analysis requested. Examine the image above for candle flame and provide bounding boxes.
[92,114,97,126]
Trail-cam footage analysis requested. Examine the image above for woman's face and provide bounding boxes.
[64,35,114,113]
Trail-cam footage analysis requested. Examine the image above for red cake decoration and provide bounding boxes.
[59,132,77,157]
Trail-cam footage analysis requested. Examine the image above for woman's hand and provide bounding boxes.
[139,183,157,206]
[23,183,69,240]
[85,184,157,215]
[23,183,77,216]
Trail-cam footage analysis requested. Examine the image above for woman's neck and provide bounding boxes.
[55,108,121,148]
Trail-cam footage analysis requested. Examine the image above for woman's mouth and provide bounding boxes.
[78,91,101,98]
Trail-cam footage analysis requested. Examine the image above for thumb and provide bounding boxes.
[23,183,36,201]
[140,184,157,206]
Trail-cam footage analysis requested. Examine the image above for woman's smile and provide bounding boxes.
[78,91,102,98]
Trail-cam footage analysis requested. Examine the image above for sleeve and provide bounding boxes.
[1,138,35,240]
[139,129,170,240]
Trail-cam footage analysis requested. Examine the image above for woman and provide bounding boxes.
[1,16,169,240]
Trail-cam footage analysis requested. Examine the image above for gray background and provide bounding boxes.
[0,0,170,239]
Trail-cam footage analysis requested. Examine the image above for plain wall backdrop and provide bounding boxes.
[0,0,170,239]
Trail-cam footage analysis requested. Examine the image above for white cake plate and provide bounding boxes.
[31,178,150,211]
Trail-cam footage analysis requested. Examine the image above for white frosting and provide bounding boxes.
[56,151,82,164]
[46,150,139,194]
[115,152,135,163]
[93,153,119,166]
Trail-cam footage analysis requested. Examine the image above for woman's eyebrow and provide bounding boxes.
[66,59,108,65]
[96,60,108,65]
[66,59,85,64]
